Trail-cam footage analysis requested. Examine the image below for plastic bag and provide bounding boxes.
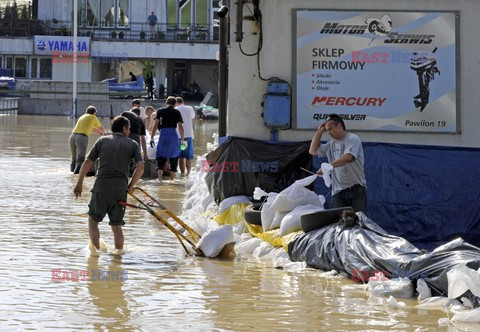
[417,278,432,301]
[447,264,480,299]
[320,162,333,187]
[368,276,414,299]
[451,307,480,323]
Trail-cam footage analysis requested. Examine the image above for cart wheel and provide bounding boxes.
[244,204,262,226]
[300,206,354,233]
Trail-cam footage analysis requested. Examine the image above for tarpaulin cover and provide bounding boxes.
[311,142,480,249]
[288,213,480,303]
[205,137,312,204]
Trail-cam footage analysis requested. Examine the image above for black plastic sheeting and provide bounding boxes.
[311,142,480,250]
[288,214,480,303]
[205,137,312,204]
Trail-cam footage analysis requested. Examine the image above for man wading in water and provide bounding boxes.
[73,116,144,249]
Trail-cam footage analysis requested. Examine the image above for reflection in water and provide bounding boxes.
[87,250,130,330]
[0,114,462,330]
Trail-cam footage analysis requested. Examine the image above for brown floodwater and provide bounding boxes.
[0,113,462,331]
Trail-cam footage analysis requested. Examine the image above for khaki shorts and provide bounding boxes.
[88,189,128,226]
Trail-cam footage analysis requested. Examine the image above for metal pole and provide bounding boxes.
[218,7,229,137]
[73,0,78,120]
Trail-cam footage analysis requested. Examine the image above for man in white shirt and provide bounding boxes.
[131,99,147,126]
[175,97,196,177]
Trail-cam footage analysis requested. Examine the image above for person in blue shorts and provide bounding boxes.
[150,96,185,182]
[175,97,196,177]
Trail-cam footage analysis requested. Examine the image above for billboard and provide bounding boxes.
[34,36,91,55]
[293,10,458,132]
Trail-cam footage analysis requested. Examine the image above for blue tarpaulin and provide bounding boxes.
[313,142,480,249]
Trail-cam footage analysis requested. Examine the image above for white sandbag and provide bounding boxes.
[279,204,325,237]
[447,263,480,299]
[261,193,278,231]
[416,296,457,312]
[197,225,234,258]
[200,194,214,212]
[451,308,480,323]
[417,278,432,301]
[234,235,263,255]
[270,211,288,230]
[368,276,414,299]
[219,195,251,213]
[269,174,322,212]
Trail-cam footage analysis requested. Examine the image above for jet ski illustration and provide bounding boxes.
[365,14,392,36]
[410,47,440,112]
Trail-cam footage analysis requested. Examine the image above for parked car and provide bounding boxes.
[0,68,17,90]
[101,75,146,98]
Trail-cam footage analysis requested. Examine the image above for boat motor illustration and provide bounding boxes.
[365,14,392,36]
[410,47,440,112]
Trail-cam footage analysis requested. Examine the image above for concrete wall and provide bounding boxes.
[29,81,108,100]
[0,38,33,55]
[18,98,168,117]
[226,0,480,148]
[52,61,92,82]
[91,40,218,60]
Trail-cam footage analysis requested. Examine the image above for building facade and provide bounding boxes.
[0,0,221,97]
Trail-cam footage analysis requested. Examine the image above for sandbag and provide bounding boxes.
[270,211,288,230]
[197,225,234,258]
[279,204,324,237]
[269,174,322,212]
[260,193,278,231]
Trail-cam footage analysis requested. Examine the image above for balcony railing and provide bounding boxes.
[0,18,219,43]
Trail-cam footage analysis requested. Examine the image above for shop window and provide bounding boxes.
[40,59,52,79]
[196,0,208,27]
[83,0,129,28]
[180,0,192,28]
[6,57,13,69]
[31,58,38,79]
[15,57,27,78]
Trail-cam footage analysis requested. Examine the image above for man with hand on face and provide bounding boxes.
[309,113,366,212]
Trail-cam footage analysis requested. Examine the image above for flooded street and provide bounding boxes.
[0,114,454,331]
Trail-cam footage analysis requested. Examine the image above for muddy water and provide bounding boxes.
[0,114,455,331]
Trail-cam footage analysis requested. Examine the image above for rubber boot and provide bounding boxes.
[70,162,76,173]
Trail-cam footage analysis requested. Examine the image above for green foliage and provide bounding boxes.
[142,60,155,77]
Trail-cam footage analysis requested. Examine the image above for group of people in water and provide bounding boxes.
[71,97,196,250]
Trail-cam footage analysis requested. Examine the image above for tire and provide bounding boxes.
[300,206,354,233]
[244,204,262,226]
